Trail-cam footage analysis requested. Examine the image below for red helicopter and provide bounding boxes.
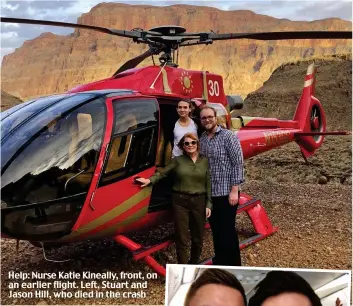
[1,17,351,277]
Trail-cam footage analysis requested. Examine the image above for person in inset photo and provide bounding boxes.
[249,271,322,306]
[184,268,247,306]
[136,133,212,265]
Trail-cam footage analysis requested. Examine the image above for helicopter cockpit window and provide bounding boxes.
[112,100,158,134]
[1,94,70,140]
[0,98,36,121]
[101,99,158,185]
[1,94,106,207]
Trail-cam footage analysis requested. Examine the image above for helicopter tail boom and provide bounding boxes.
[293,63,326,159]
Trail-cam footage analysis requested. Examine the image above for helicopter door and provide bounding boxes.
[71,96,159,237]
[147,101,179,212]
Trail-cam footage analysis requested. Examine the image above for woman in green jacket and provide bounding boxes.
[136,132,212,264]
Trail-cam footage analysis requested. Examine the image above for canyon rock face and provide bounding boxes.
[1,3,352,100]
[1,90,22,111]
[241,54,352,130]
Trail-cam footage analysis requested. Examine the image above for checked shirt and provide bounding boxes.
[200,125,244,197]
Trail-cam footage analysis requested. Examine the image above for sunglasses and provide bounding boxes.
[183,141,197,146]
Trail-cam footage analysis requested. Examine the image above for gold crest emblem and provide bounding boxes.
[179,71,193,93]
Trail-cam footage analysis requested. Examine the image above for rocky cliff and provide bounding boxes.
[241,54,352,130]
[1,90,22,110]
[1,3,352,100]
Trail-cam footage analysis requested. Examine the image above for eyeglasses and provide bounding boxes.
[183,141,197,146]
[200,116,215,121]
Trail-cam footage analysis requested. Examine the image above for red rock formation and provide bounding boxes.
[1,3,351,99]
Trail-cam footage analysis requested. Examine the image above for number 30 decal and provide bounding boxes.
[208,80,220,96]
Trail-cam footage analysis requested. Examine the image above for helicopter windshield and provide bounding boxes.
[1,93,106,207]
[1,94,70,140]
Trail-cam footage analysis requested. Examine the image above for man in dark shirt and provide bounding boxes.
[199,105,244,266]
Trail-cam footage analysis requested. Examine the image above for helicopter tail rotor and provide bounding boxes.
[293,64,327,159]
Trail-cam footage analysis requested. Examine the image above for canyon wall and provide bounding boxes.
[1,3,351,100]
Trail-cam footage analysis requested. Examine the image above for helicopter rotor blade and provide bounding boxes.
[207,31,352,41]
[0,17,142,39]
[180,40,213,47]
[112,46,163,76]
[180,30,352,46]
[160,35,200,41]
[142,34,201,44]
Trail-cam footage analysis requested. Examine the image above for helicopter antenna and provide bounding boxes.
[150,61,168,89]
[40,242,71,263]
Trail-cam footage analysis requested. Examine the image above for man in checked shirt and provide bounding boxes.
[199,105,244,266]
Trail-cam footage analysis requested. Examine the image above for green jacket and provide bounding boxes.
[149,154,212,209]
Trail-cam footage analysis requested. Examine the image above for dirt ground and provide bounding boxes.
[1,176,351,305]
[1,56,351,305]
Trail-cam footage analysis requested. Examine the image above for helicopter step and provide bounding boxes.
[113,193,277,277]
[113,235,168,277]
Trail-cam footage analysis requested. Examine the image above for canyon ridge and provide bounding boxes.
[1,3,352,100]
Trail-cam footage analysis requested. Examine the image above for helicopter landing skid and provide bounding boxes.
[113,193,277,277]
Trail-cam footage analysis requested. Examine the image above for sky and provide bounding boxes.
[1,0,352,62]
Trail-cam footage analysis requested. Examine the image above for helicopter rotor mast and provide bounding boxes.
[1,17,352,74]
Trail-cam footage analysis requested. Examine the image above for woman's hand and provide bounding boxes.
[206,208,211,218]
[135,178,151,187]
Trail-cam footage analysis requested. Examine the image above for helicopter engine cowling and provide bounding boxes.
[226,95,244,112]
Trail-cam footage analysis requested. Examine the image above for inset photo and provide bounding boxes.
[166,265,351,306]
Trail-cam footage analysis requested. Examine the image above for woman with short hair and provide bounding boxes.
[136,133,212,264]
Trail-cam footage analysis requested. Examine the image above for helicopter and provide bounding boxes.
[0,17,351,277]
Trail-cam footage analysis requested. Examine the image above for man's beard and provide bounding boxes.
[204,122,216,131]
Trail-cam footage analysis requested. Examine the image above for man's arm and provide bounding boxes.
[225,131,244,205]
[199,133,207,156]
[205,161,213,210]
[225,131,244,185]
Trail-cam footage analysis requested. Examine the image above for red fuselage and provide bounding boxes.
[57,64,322,243]
[1,64,324,244]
